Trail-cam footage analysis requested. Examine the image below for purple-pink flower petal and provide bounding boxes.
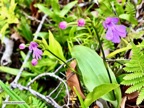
[29,42,38,51]
[32,48,43,60]
[77,18,85,27]
[109,17,119,24]
[106,28,114,40]
[111,32,121,43]
[59,21,67,29]
[29,41,43,62]
[103,17,127,43]
[103,17,119,29]
[115,25,127,37]
[31,59,38,66]
[19,43,26,50]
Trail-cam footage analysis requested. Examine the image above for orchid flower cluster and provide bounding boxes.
[19,41,43,66]
[19,17,126,66]
[59,18,86,29]
[103,17,127,43]
[59,17,126,43]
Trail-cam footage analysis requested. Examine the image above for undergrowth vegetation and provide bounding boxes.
[0,0,144,108]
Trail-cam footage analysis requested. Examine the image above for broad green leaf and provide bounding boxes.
[0,80,30,108]
[48,31,66,63]
[84,84,119,107]
[0,66,35,77]
[71,45,121,108]
[60,1,77,17]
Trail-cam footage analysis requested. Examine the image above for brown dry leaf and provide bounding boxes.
[66,60,85,99]
[127,91,138,100]
[30,0,38,17]
[11,32,25,43]
[121,86,138,107]
[30,0,40,25]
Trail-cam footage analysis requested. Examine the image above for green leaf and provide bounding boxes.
[48,31,66,63]
[73,87,86,108]
[84,84,119,107]
[0,66,36,77]
[137,88,144,105]
[0,23,8,36]
[0,80,30,108]
[71,45,121,108]
[35,4,53,17]
[119,14,138,25]
[34,58,57,71]
[20,51,26,61]
[50,0,60,14]
[60,1,77,17]
[18,18,33,41]
[97,1,113,17]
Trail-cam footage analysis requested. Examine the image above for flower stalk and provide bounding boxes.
[92,23,116,99]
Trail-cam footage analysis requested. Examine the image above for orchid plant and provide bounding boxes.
[0,0,144,108]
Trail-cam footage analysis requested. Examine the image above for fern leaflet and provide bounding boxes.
[121,43,144,105]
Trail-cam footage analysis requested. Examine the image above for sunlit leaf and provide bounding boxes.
[84,84,119,107]
[119,14,138,25]
[0,66,36,77]
[35,4,53,17]
[71,45,121,108]
[0,80,30,108]
[48,31,66,63]
[60,1,77,17]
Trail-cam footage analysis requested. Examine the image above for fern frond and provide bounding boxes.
[121,43,144,104]
[123,73,144,80]
[137,88,144,105]
[125,1,136,17]
[126,80,144,93]
[124,44,144,73]
[103,39,114,50]
[121,77,144,85]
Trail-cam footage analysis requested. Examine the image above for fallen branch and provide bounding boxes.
[26,72,70,107]
[2,14,47,108]
[0,34,14,66]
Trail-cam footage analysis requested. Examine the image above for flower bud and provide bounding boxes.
[77,18,85,27]
[31,59,38,66]
[59,21,67,29]
[19,43,26,49]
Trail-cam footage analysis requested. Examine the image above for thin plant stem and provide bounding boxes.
[92,23,116,99]
[46,49,76,73]
[47,49,67,64]
[93,25,112,83]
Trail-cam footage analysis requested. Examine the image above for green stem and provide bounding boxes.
[46,49,67,64]
[92,23,116,99]
[93,25,112,83]
[46,49,76,72]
